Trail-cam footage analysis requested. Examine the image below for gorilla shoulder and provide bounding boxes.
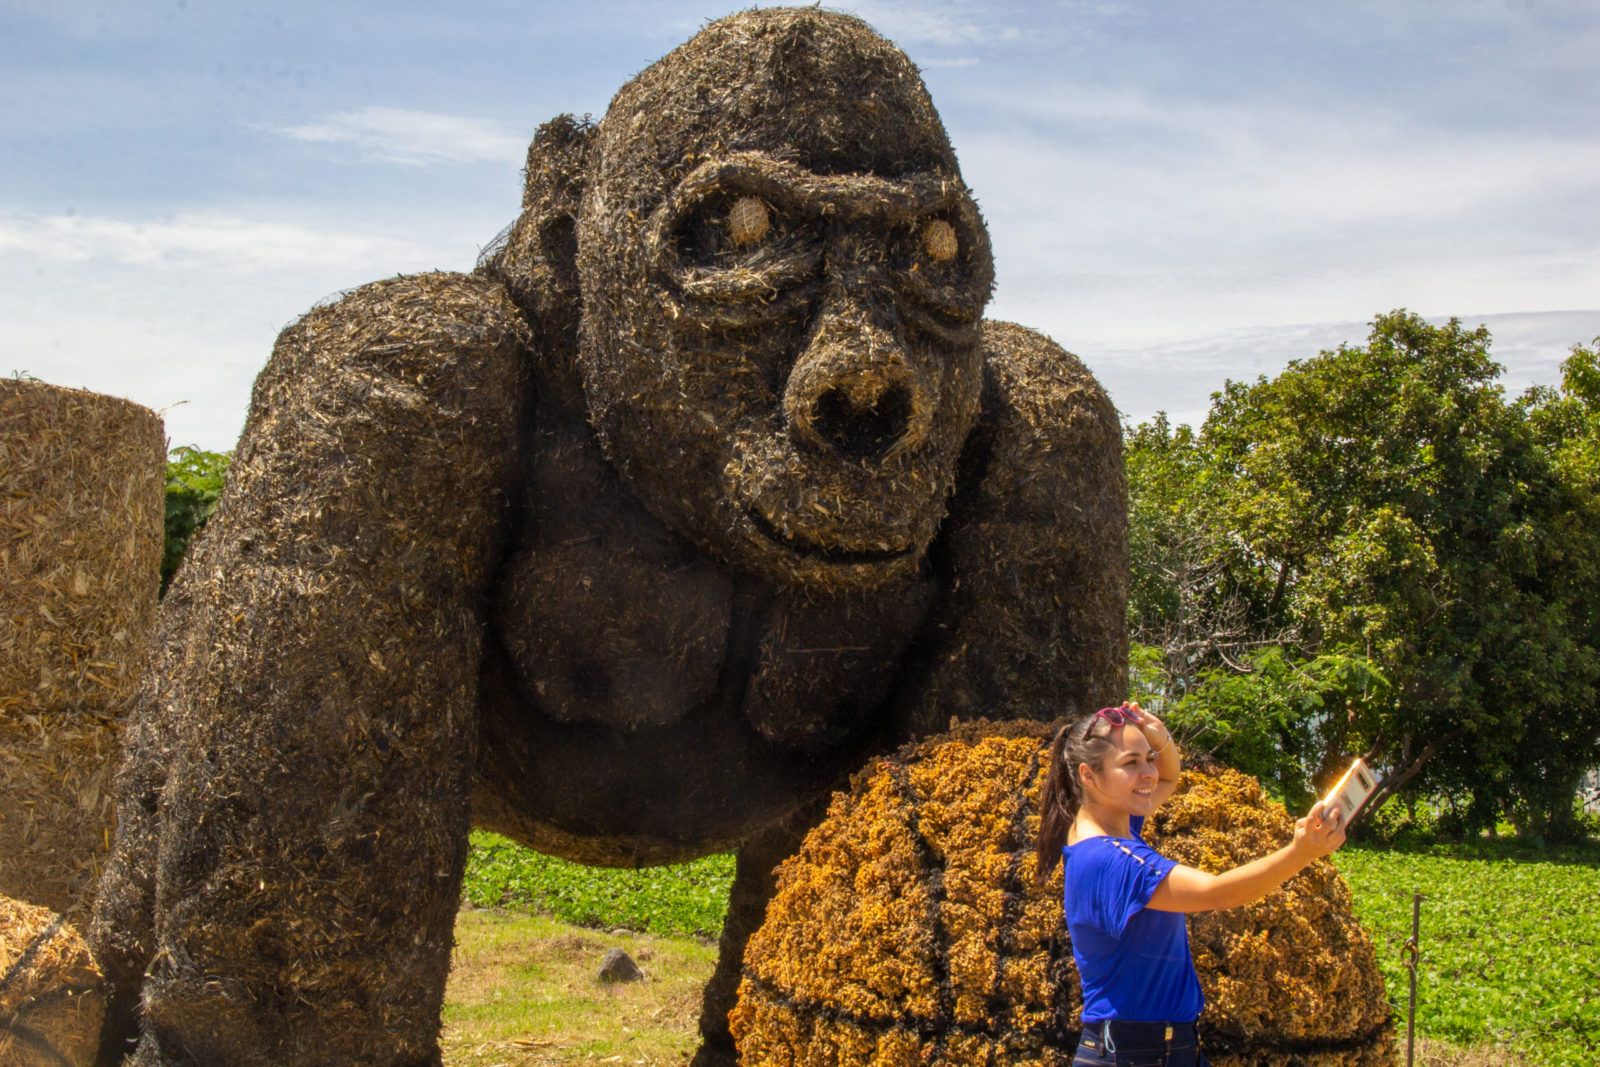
[970,320,1121,512]
[899,319,1127,732]
[254,271,532,420]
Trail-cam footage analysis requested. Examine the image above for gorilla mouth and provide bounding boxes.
[745,507,914,565]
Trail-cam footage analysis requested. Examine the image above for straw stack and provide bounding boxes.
[0,378,164,920]
[0,893,105,1067]
[731,722,1396,1067]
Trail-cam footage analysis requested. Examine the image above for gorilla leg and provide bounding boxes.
[692,803,822,1066]
[92,273,530,1065]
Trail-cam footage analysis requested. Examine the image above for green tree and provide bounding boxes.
[1126,415,1278,703]
[1129,314,1600,838]
[162,446,230,594]
[1495,339,1600,841]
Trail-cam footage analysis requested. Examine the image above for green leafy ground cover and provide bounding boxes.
[461,831,735,938]
[1334,844,1600,1066]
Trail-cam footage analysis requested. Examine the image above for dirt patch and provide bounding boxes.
[442,908,715,1066]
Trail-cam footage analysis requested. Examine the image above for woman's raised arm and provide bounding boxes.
[1147,800,1347,913]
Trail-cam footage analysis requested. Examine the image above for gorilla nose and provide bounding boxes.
[785,313,935,462]
[810,380,914,461]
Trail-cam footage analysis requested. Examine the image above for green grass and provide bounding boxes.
[1335,844,1600,1066]
[442,907,716,1065]
[461,831,735,938]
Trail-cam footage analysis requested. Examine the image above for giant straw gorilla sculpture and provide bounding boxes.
[92,9,1127,1064]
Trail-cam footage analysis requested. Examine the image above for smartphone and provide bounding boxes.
[1320,758,1377,827]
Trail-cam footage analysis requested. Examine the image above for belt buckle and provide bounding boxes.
[1164,1025,1173,1043]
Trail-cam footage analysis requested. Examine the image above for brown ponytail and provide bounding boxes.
[1034,712,1121,884]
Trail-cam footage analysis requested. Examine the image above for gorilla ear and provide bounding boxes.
[479,114,594,341]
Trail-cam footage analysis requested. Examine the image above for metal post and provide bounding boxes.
[1402,892,1423,1067]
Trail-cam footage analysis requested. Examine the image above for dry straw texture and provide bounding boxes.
[731,723,1396,1067]
[0,893,105,1067]
[0,379,162,920]
[91,273,531,1064]
[0,379,163,715]
[568,6,992,592]
[896,322,1128,734]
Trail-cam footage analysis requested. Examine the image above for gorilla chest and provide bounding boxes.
[490,416,934,749]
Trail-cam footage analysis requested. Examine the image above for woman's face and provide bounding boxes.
[1080,724,1161,817]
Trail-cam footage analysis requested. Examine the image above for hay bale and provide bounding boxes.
[0,716,123,925]
[0,378,163,715]
[0,893,106,1067]
[730,723,1396,1066]
[0,379,163,921]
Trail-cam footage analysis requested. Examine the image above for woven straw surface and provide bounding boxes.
[0,893,105,1067]
[0,379,163,715]
[0,379,162,920]
[91,272,530,1064]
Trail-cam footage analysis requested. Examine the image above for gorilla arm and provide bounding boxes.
[898,320,1128,735]
[91,272,530,1064]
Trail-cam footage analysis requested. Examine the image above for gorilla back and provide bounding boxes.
[93,9,1127,1065]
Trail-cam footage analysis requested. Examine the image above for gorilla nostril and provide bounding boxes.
[811,383,913,460]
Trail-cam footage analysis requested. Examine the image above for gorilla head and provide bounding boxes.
[498,8,996,589]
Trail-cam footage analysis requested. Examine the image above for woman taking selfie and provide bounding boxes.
[1036,703,1347,1066]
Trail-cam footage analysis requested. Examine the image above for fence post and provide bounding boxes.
[1403,892,1424,1067]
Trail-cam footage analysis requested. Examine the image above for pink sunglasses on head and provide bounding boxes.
[1093,703,1143,726]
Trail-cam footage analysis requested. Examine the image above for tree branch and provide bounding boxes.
[1362,727,1468,817]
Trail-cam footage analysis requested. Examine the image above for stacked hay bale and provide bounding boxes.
[730,722,1396,1066]
[0,378,164,921]
[0,894,105,1066]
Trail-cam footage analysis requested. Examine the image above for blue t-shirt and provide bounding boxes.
[1062,815,1204,1024]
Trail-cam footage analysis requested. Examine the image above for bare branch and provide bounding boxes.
[1361,727,1468,816]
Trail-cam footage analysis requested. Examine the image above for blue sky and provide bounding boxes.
[4,0,1597,450]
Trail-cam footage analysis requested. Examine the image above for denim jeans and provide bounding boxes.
[1071,1021,1210,1067]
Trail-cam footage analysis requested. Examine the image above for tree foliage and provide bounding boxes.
[1128,314,1600,840]
[162,446,230,594]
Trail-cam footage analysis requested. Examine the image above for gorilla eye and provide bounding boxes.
[892,205,991,330]
[664,192,823,307]
[728,197,770,246]
[671,194,781,267]
[923,219,958,263]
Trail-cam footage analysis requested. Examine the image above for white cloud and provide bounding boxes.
[271,106,528,168]
[941,83,1600,422]
[1064,311,1600,434]
[0,207,478,450]
[839,1,1013,47]
[0,209,448,272]
[951,88,1600,348]
[973,88,1600,237]
[922,56,981,68]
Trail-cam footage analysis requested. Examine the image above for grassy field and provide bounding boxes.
[1333,842,1599,1067]
[442,906,717,1065]
[448,834,1598,1066]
